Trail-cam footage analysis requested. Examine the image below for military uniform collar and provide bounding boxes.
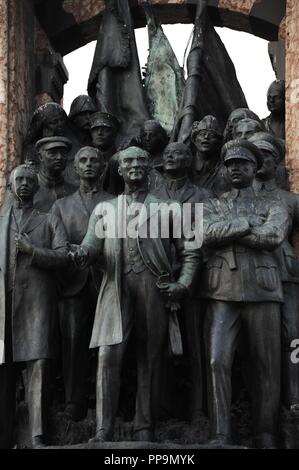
[231,186,256,199]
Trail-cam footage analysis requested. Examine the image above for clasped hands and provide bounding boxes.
[67,243,89,268]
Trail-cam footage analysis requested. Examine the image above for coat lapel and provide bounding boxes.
[74,190,89,218]
[24,209,47,235]
[0,207,12,364]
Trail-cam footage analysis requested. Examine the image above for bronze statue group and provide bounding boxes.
[0,0,296,450]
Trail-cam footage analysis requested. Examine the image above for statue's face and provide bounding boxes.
[11,168,38,200]
[44,109,65,135]
[227,111,246,135]
[267,84,285,114]
[75,149,104,180]
[234,121,261,140]
[163,145,190,172]
[39,146,68,174]
[73,111,92,132]
[194,130,220,154]
[141,124,164,153]
[226,159,256,188]
[256,151,277,181]
[118,151,149,185]
[91,125,116,150]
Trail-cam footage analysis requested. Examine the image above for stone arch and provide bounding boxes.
[34,0,286,55]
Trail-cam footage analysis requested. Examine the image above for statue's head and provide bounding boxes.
[117,146,149,186]
[191,115,222,157]
[163,142,192,176]
[74,146,105,181]
[90,112,120,150]
[233,118,265,140]
[267,80,285,115]
[69,95,96,132]
[249,132,282,181]
[35,103,67,137]
[140,120,168,154]
[222,139,263,189]
[9,164,39,201]
[36,136,72,176]
[224,108,261,142]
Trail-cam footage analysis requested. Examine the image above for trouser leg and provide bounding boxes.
[96,342,127,439]
[133,271,168,434]
[59,287,95,412]
[26,359,50,439]
[0,363,16,448]
[204,301,241,438]
[182,297,203,419]
[281,283,299,407]
[244,302,281,440]
[95,277,133,439]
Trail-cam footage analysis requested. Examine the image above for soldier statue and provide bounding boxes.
[202,139,289,448]
[250,132,299,415]
[34,137,76,212]
[69,95,96,146]
[90,112,122,195]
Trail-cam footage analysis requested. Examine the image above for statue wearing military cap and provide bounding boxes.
[89,112,122,195]
[202,137,290,448]
[34,136,76,212]
[191,115,230,197]
[69,95,96,145]
[221,138,264,169]
[250,132,299,415]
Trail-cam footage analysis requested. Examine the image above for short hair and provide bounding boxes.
[141,120,168,144]
[234,118,265,135]
[117,146,150,162]
[164,142,193,161]
[74,146,103,165]
[9,164,38,186]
